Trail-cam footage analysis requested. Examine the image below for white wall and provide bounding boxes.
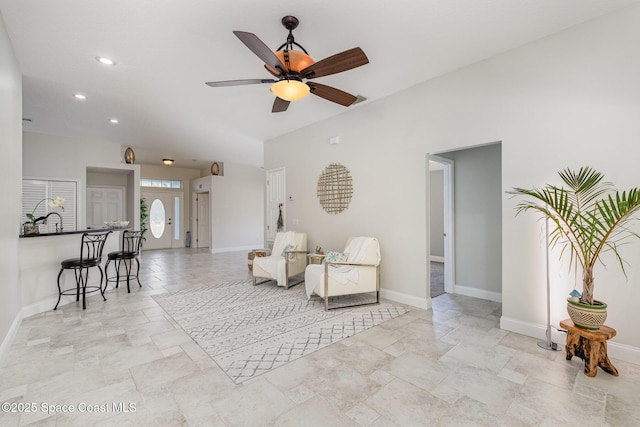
[0,12,23,360]
[23,132,140,230]
[265,111,431,309]
[265,6,640,358]
[209,163,264,252]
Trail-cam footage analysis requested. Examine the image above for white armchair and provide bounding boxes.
[304,237,381,310]
[252,231,308,288]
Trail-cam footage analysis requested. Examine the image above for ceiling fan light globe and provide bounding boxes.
[270,80,310,102]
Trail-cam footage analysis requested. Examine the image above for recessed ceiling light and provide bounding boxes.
[109,118,119,124]
[73,93,87,100]
[96,56,116,66]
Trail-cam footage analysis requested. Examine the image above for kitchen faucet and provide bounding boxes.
[36,212,64,232]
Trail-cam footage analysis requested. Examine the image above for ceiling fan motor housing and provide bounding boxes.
[281,16,299,31]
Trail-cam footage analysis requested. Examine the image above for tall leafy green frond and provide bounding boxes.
[509,166,640,305]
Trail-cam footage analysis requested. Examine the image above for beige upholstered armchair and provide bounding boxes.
[252,231,308,289]
[304,237,380,310]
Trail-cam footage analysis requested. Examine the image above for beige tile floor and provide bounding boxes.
[1,248,639,426]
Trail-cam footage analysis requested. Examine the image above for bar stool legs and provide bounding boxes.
[104,230,143,294]
[54,231,111,311]
[105,255,141,293]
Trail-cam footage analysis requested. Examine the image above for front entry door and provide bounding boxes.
[142,191,183,250]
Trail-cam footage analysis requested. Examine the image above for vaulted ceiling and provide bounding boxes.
[2,0,638,168]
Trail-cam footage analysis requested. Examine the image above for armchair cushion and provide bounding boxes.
[252,232,307,288]
[324,251,348,263]
[305,237,380,300]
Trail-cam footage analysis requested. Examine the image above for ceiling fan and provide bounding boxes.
[206,16,369,113]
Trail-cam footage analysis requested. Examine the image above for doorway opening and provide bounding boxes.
[428,142,503,302]
[428,156,454,298]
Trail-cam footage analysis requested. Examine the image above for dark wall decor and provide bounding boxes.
[211,161,224,176]
[124,147,135,164]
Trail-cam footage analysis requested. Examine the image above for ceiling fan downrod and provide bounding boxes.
[276,16,309,55]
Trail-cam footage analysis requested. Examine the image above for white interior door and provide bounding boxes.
[266,167,285,243]
[142,191,183,249]
[196,192,210,248]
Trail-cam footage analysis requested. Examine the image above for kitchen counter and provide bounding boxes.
[19,229,123,315]
[20,227,129,238]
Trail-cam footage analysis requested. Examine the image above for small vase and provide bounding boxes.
[23,222,39,235]
[124,147,135,164]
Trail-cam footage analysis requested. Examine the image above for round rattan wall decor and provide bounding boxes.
[317,163,353,214]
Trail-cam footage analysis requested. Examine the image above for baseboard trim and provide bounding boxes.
[2,292,113,365]
[454,285,502,303]
[21,296,62,319]
[430,256,445,263]
[380,289,431,310]
[0,311,23,367]
[211,245,262,254]
[500,316,640,365]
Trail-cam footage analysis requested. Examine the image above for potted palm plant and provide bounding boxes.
[140,197,149,245]
[510,167,640,330]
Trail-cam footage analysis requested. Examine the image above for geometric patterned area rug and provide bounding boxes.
[152,279,409,384]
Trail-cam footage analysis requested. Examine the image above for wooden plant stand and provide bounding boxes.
[560,319,619,377]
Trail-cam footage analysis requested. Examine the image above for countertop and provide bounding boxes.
[19,227,129,238]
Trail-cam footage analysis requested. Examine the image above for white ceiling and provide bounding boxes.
[2,0,639,169]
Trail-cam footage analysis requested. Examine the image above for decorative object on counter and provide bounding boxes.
[104,220,129,229]
[124,147,135,164]
[317,163,352,214]
[23,222,39,236]
[24,196,65,235]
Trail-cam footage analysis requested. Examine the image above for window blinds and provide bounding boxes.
[22,179,78,233]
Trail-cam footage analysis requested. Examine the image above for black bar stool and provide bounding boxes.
[105,230,143,293]
[55,230,112,310]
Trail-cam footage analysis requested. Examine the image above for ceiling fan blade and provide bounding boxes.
[307,82,358,107]
[272,97,290,113]
[233,31,286,74]
[205,79,276,87]
[301,47,369,79]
